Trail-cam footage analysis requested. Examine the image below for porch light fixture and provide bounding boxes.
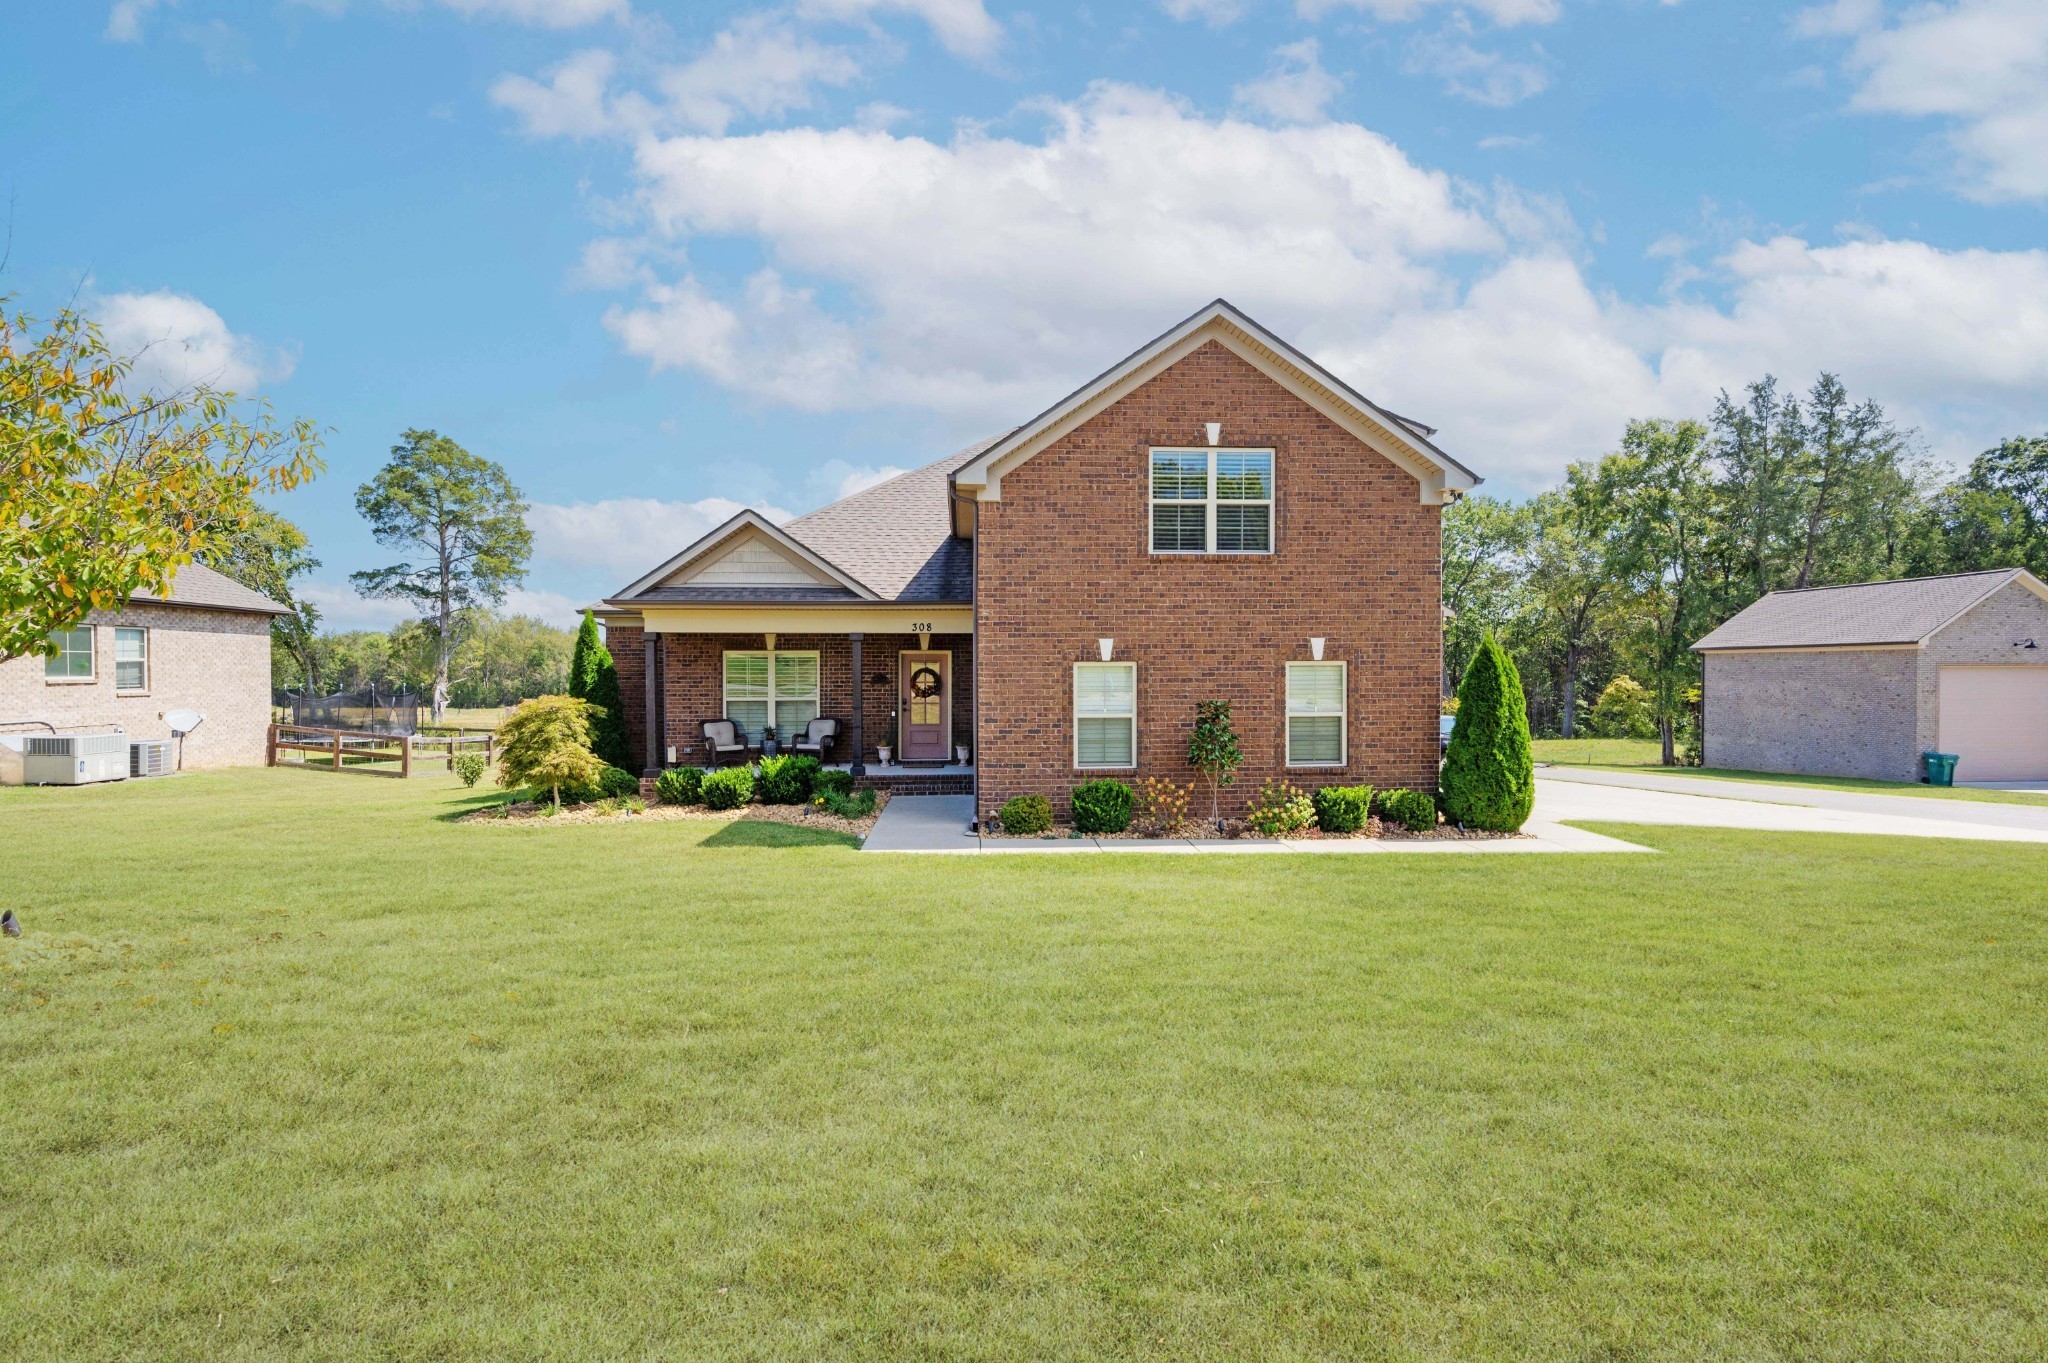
[1098,637,1115,661]
[1204,422,1222,447]
[1309,637,1325,661]
[666,745,677,764]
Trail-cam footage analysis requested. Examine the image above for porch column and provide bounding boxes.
[643,634,660,774]
[849,631,865,777]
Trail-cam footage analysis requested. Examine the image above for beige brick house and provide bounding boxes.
[1,562,288,773]
[594,300,1482,820]
[1694,568,2048,784]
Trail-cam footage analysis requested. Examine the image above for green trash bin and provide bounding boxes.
[1923,751,1959,787]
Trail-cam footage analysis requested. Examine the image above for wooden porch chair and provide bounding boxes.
[703,719,748,767]
[792,717,839,761]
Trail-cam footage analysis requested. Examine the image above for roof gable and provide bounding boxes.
[951,299,1480,507]
[1692,569,2048,651]
[132,561,292,616]
[611,510,878,603]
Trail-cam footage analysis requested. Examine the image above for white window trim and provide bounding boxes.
[44,625,96,685]
[1072,660,1138,770]
[1147,447,1275,556]
[114,626,150,694]
[722,648,821,742]
[1285,660,1348,768]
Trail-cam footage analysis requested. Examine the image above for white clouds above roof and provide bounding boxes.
[93,289,295,395]
[528,495,795,581]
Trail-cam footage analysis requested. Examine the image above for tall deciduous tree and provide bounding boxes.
[201,507,322,690]
[351,430,531,720]
[0,301,322,664]
[568,610,631,769]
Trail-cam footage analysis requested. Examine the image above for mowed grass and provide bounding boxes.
[1534,737,2048,806]
[5,771,2048,1361]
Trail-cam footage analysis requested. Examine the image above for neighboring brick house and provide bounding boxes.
[594,300,1482,819]
[1693,568,2048,784]
[1,562,289,772]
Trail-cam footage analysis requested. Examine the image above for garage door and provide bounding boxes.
[1938,666,2048,782]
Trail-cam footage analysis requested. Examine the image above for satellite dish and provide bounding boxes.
[164,709,204,772]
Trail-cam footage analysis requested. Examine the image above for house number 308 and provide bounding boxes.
[909,622,933,633]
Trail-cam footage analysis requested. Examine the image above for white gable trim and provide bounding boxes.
[951,300,1481,507]
[611,510,878,601]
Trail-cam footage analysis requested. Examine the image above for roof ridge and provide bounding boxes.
[1762,568,2018,598]
[787,435,1005,528]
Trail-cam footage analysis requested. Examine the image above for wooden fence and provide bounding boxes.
[266,724,493,777]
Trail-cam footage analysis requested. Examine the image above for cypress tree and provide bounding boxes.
[569,610,632,770]
[1439,633,1535,832]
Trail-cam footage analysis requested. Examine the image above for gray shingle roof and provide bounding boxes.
[1692,570,2029,651]
[132,561,292,616]
[779,436,1002,603]
[624,585,863,604]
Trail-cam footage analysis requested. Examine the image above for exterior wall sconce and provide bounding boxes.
[1204,422,1222,447]
[1098,638,1115,661]
[665,745,677,765]
[1309,637,1325,660]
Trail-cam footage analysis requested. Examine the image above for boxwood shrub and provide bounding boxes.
[564,763,640,804]
[1377,788,1438,833]
[997,793,1052,836]
[756,753,822,804]
[1311,784,1373,834]
[1070,778,1135,834]
[812,768,856,799]
[701,765,755,810]
[654,766,703,806]
[452,752,488,788]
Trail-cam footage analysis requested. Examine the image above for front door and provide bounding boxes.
[899,651,952,763]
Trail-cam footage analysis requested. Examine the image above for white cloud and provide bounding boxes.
[527,495,797,582]
[93,290,294,395]
[298,581,415,633]
[1808,0,2048,202]
[105,0,167,41]
[439,0,627,22]
[1233,39,1342,124]
[1404,31,1550,106]
[812,460,912,500]
[797,0,1002,60]
[1163,0,1251,25]
[1299,0,1563,27]
[502,587,587,627]
[491,49,626,139]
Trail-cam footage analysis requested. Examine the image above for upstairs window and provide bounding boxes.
[45,627,93,680]
[115,627,149,692]
[1074,662,1137,768]
[1150,448,1273,554]
[1286,662,1347,767]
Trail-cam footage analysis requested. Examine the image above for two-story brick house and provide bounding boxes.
[594,300,1481,820]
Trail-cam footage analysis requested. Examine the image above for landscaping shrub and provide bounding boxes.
[452,752,487,788]
[701,765,754,810]
[1588,674,1657,740]
[1187,699,1243,824]
[495,695,603,810]
[756,753,822,804]
[812,768,855,798]
[997,793,1052,836]
[1312,784,1373,834]
[568,610,632,770]
[1133,776,1193,834]
[1070,778,1135,834]
[654,766,703,806]
[1441,633,1536,832]
[814,787,877,820]
[1246,779,1314,836]
[1378,788,1437,833]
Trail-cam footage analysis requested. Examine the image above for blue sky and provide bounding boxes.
[5,0,2044,629]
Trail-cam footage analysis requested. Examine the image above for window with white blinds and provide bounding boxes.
[724,650,819,743]
[1286,661,1346,766]
[1073,662,1136,768]
[1150,448,1273,554]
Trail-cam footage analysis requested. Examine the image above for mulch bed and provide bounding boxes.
[986,815,1527,841]
[460,793,889,839]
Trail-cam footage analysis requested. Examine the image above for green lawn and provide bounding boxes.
[1534,737,2048,806]
[5,770,2048,1360]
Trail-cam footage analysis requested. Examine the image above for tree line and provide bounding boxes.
[1446,371,2048,763]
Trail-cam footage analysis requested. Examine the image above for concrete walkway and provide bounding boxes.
[1539,765,2048,835]
[863,794,1649,855]
[1535,770,2048,843]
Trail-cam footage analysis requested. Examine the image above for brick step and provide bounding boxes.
[856,773,972,796]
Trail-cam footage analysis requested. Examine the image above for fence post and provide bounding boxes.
[402,734,412,779]
[332,732,342,770]
[266,724,278,767]
[485,733,494,767]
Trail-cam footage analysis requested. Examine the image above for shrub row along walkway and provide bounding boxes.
[862,795,1651,855]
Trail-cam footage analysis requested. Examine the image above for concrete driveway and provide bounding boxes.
[1535,769,2048,844]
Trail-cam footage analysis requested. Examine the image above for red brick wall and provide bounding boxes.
[974,340,1444,821]
[614,627,974,768]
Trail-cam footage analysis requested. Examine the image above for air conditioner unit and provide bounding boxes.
[23,732,129,785]
[130,738,174,778]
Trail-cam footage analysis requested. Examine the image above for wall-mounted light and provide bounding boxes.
[1309,637,1325,661]
[666,745,677,765]
[1098,638,1115,661]
[1204,422,1222,447]
[2019,638,2040,650]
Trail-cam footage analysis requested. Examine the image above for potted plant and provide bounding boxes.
[760,725,779,757]
[877,744,893,765]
